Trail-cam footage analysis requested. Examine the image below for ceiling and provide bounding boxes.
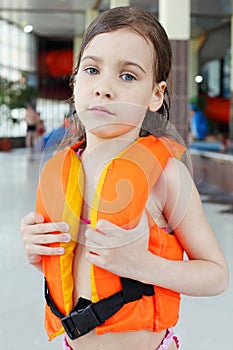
[0,0,232,40]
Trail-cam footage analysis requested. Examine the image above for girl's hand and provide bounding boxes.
[20,211,70,267]
[85,211,151,280]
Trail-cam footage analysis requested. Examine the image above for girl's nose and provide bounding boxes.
[94,86,113,99]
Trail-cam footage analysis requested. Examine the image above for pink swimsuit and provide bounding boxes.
[158,328,179,349]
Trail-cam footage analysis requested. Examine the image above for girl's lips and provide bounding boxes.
[88,105,114,116]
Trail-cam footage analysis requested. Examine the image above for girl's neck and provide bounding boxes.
[83,128,140,160]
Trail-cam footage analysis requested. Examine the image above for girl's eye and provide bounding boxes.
[121,73,136,82]
[84,67,99,75]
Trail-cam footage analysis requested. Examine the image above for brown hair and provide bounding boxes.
[70,6,173,140]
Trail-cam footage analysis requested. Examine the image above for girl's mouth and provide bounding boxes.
[88,105,115,116]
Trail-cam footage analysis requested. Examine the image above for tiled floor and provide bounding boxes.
[0,148,232,349]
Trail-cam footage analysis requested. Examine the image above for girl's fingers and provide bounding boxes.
[21,221,70,236]
[28,254,42,264]
[86,211,149,249]
[20,211,44,226]
[85,251,104,266]
[32,222,69,234]
[20,212,70,233]
[28,245,65,257]
[31,233,71,245]
[21,213,72,266]
[96,211,149,237]
[85,229,107,247]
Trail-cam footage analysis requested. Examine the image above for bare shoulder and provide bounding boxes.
[151,156,203,231]
[154,157,197,204]
[163,156,193,184]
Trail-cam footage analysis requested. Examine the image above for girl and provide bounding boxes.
[20,7,229,350]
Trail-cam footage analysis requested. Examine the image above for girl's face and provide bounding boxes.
[74,28,164,139]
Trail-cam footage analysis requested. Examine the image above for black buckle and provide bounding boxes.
[61,304,102,340]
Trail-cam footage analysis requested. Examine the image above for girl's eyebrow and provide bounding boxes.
[119,60,146,74]
[81,55,146,74]
[81,55,101,63]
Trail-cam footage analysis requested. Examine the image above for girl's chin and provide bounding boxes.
[86,125,136,139]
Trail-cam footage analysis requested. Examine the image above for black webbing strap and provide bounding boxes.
[44,276,154,340]
[44,279,65,319]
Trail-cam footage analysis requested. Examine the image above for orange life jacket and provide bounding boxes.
[36,135,185,341]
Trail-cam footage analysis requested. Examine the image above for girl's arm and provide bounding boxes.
[142,157,229,296]
[20,212,71,271]
[85,158,229,296]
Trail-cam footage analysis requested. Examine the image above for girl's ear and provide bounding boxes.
[149,81,166,112]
